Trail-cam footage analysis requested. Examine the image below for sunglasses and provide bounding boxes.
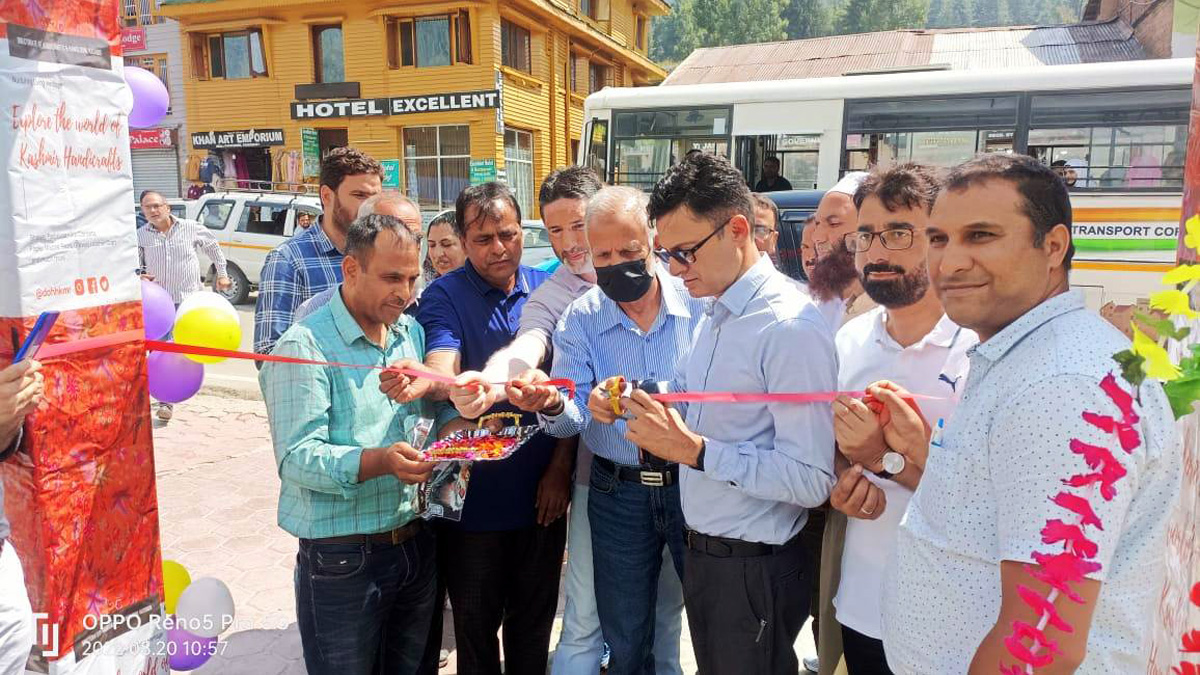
[654,218,730,266]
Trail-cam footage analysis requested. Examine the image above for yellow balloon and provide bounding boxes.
[162,559,192,615]
[174,307,242,364]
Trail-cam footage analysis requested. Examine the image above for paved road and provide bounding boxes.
[154,394,822,674]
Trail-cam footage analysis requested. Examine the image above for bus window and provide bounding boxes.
[611,107,732,190]
[737,134,820,190]
[586,119,609,180]
[845,129,1012,170]
[1027,88,1189,190]
[614,138,673,191]
[843,95,1018,171]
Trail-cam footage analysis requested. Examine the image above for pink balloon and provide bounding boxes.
[147,351,204,403]
[141,279,175,340]
[125,66,169,129]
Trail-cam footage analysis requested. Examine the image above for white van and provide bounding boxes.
[187,191,323,304]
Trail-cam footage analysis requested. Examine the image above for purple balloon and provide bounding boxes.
[165,624,217,671]
[141,279,175,340]
[147,351,204,404]
[125,66,169,129]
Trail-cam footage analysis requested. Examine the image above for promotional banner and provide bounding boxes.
[1,1,167,672]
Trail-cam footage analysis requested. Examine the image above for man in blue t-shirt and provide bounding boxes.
[381,182,569,675]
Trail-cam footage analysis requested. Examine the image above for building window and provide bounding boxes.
[504,128,535,217]
[580,0,597,20]
[122,0,159,27]
[192,29,268,80]
[403,125,471,210]
[388,12,471,68]
[312,25,344,83]
[124,53,170,110]
[589,62,608,94]
[635,15,647,51]
[501,20,531,73]
[570,55,579,92]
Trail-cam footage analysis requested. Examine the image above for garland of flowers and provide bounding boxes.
[998,215,1200,672]
[1173,581,1200,675]
[998,374,1139,674]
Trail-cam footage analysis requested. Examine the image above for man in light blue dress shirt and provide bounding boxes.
[507,186,703,674]
[622,154,838,675]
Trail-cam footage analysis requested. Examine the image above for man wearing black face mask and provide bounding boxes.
[506,186,704,674]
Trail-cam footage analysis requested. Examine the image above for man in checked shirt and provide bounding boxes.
[136,189,230,421]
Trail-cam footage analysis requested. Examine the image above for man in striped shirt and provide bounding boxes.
[137,189,231,421]
[136,189,231,303]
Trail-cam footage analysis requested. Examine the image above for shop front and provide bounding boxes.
[130,127,181,199]
[189,128,286,192]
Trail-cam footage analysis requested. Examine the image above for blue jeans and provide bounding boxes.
[294,528,437,675]
[551,483,685,675]
[588,458,687,675]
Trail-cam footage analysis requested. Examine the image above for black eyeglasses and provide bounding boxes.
[654,219,730,266]
[843,229,916,253]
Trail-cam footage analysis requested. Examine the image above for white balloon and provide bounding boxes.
[174,577,236,638]
[176,291,237,324]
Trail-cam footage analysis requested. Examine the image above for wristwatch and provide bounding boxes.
[875,451,906,480]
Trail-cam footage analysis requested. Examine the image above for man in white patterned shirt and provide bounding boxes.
[136,189,230,421]
[878,153,1180,673]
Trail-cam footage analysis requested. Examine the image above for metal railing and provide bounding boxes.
[212,178,319,195]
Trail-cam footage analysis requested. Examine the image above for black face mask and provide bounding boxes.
[595,259,654,303]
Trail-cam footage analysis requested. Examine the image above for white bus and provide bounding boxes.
[579,58,1193,309]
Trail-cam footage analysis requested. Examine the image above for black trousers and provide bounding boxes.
[683,535,809,675]
[416,521,449,675]
[841,625,893,675]
[798,507,826,643]
[440,519,568,675]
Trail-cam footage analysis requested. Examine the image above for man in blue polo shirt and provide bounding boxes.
[387,182,569,675]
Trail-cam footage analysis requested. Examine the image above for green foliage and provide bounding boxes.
[649,0,1086,66]
[835,0,928,33]
[783,0,832,39]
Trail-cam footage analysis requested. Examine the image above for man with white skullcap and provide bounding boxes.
[809,172,876,331]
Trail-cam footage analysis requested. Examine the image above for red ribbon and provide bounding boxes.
[37,331,933,406]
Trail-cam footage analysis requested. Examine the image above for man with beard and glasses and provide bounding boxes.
[816,164,977,675]
[255,147,383,356]
[448,170,686,675]
[502,186,701,674]
[809,173,876,332]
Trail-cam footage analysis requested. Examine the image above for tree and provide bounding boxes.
[976,0,1011,26]
[927,0,949,27]
[651,1,686,63]
[674,0,789,56]
[836,0,928,34]
[943,0,976,27]
[782,0,831,39]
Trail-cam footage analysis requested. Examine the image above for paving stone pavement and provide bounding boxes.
[153,393,818,674]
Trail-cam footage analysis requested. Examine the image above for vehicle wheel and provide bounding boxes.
[217,264,250,305]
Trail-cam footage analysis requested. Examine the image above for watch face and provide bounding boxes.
[882,451,906,475]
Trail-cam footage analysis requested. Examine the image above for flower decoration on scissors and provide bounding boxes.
[419,412,541,462]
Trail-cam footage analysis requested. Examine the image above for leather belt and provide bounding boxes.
[307,520,424,547]
[685,528,797,558]
[595,456,678,487]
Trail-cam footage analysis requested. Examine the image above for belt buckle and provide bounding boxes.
[640,470,665,487]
